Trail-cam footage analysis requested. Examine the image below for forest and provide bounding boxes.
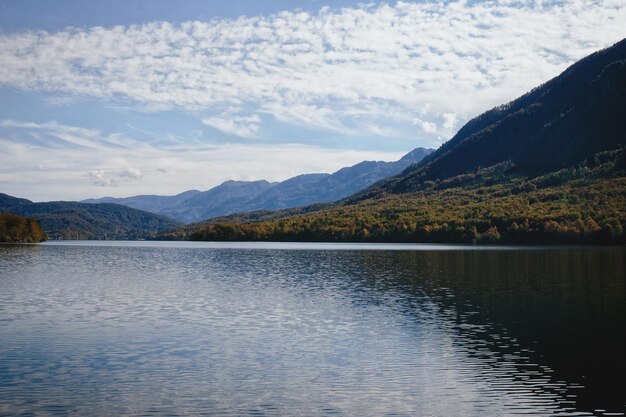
[0,212,47,243]
[181,148,625,245]
[0,193,181,240]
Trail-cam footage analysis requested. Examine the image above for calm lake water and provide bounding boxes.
[0,241,624,416]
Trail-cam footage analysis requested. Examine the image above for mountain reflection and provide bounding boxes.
[350,249,626,415]
[0,244,624,416]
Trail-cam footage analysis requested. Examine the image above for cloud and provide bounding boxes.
[263,103,355,135]
[0,0,623,140]
[442,113,458,133]
[0,119,136,149]
[413,118,437,133]
[89,170,115,187]
[118,167,143,179]
[0,119,405,201]
[89,167,141,186]
[202,114,260,138]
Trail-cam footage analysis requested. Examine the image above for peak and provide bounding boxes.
[400,147,434,161]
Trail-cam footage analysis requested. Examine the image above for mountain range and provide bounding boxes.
[0,193,181,240]
[4,38,624,244]
[82,147,433,223]
[183,38,626,244]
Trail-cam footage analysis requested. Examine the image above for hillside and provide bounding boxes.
[0,194,181,240]
[366,38,626,196]
[184,160,625,244]
[0,212,47,243]
[83,147,433,223]
[179,39,626,245]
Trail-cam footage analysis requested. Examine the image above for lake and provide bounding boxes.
[0,241,624,416]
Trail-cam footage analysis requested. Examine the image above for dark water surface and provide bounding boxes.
[0,242,624,416]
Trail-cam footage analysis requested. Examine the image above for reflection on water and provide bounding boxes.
[0,242,624,416]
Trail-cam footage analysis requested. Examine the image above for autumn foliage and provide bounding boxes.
[184,152,625,245]
[0,212,47,243]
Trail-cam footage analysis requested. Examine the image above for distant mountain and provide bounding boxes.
[161,180,276,223]
[83,147,433,223]
[82,189,201,213]
[0,193,181,240]
[82,181,276,224]
[182,39,626,245]
[244,147,434,212]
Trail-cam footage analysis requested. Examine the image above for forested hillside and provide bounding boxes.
[184,150,625,244]
[0,194,181,240]
[368,39,626,196]
[176,39,626,245]
[0,212,47,243]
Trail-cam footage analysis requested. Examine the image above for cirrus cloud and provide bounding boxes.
[0,0,624,140]
[202,114,261,138]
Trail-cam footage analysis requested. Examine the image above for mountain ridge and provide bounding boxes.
[83,147,433,223]
[367,38,626,197]
[179,38,626,244]
[0,193,181,240]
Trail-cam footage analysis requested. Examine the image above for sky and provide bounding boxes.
[0,0,624,201]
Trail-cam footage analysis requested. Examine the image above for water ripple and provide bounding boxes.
[0,243,624,416]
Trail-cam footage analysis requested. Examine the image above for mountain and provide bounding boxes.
[368,38,626,196]
[238,174,330,212]
[82,189,201,213]
[161,180,276,223]
[83,181,275,224]
[182,39,626,245]
[244,147,434,212]
[0,193,181,240]
[83,147,433,223]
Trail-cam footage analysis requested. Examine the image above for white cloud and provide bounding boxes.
[89,170,115,187]
[413,118,438,133]
[119,167,143,180]
[442,113,458,133]
[201,114,260,138]
[357,121,400,138]
[88,167,142,186]
[0,119,404,201]
[0,119,137,149]
[420,121,438,134]
[0,0,623,139]
[263,103,356,135]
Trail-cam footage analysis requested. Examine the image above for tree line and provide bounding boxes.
[184,164,625,245]
[0,212,47,243]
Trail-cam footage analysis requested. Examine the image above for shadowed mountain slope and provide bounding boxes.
[366,38,626,196]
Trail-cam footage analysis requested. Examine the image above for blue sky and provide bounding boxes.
[0,0,624,201]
